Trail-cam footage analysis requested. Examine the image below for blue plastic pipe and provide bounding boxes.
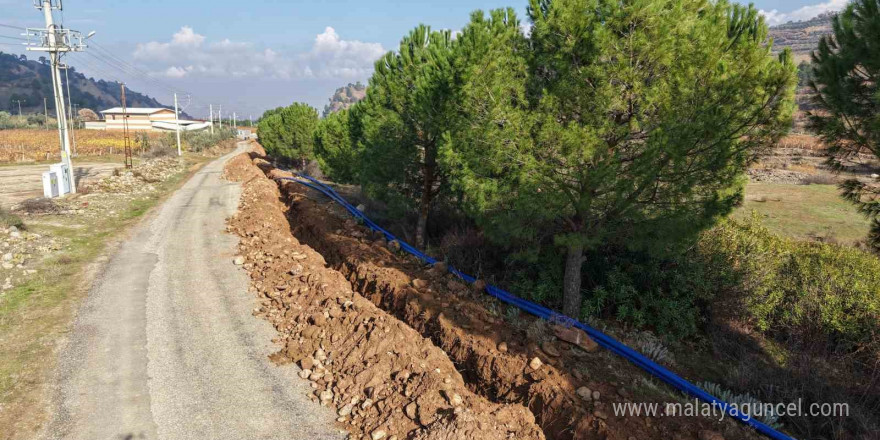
[276,173,796,440]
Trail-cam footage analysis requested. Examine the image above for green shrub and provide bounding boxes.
[697,216,880,356]
[571,215,880,349]
[0,206,23,229]
[0,111,49,129]
[180,127,236,152]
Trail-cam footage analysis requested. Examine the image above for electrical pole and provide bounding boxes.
[63,65,78,156]
[233,112,236,128]
[209,104,214,134]
[120,83,132,169]
[44,97,49,130]
[12,100,24,118]
[26,0,93,195]
[218,105,222,129]
[174,93,181,156]
[72,103,79,155]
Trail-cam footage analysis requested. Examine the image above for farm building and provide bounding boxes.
[84,107,212,132]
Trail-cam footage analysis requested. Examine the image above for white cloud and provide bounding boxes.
[308,27,387,78]
[171,26,205,47]
[759,0,848,26]
[164,66,189,78]
[132,26,385,81]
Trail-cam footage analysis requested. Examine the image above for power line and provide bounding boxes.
[0,23,27,31]
[0,35,28,41]
[72,52,218,119]
[30,37,232,121]
[86,49,172,91]
[82,51,178,97]
[90,41,182,92]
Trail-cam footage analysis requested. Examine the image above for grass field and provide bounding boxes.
[734,182,872,245]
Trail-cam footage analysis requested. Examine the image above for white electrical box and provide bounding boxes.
[42,163,71,198]
[42,171,59,198]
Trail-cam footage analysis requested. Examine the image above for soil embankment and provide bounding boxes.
[225,149,543,440]
[226,148,767,440]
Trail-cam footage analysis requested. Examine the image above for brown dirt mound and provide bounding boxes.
[225,152,544,440]
[265,168,616,440]
[251,162,765,440]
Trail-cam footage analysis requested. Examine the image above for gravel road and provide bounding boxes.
[39,144,343,440]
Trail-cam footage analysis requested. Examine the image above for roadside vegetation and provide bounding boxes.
[0,111,56,130]
[254,0,880,437]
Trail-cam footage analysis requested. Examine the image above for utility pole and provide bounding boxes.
[120,83,132,169]
[72,103,79,155]
[43,97,49,130]
[174,92,181,156]
[233,112,236,128]
[209,104,214,134]
[12,99,24,118]
[63,65,78,156]
[26,0,93,195]
[218,105,222,129]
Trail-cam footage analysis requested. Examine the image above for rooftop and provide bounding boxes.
[100,107,174,115]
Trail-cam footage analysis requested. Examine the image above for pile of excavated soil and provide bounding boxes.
[225,150,544,440]
[226,148,768,440]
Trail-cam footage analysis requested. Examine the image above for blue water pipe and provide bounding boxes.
[275,173,796,440]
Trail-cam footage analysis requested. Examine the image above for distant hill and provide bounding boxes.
[768,13,834,62]
[0,51,169,117]
[322,82,366,117]
[766,13,836,130]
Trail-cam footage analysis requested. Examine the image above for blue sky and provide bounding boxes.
[0,0,847,118]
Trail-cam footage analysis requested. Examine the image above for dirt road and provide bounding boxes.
[0,162,121,207]
[38,144,342,440]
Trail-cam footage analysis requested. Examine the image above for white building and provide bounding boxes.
[83,107,212,132]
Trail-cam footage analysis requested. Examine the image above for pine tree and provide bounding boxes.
[256,102,319,165]
[809,0,880,252]
[314,109,360,183]
[357,25,457,248]
[447,0,796,318]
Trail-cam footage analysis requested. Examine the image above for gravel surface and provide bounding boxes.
[38,143,343,440]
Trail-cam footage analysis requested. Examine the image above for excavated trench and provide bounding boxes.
[225,150,543,440]
[226,148,765,440]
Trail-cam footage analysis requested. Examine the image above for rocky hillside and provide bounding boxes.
[322,82,366,117]
[0,51,167,116]
[768,13,834,62]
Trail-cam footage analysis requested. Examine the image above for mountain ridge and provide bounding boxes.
[0,51,169,117]
[768,12,834,62]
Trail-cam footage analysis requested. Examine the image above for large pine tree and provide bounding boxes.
[445,0,797,318]
[356,25,457,248]
[256,102,319,164]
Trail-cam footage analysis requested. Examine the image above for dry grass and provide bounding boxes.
[776,133,825,151]
[734,182,872,246]
[0,129,165,163]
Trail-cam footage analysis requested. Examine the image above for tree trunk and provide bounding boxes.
[415,168,433,249]
[415,206,429,250]
[563,243,585,318]
[415,145,437,249]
